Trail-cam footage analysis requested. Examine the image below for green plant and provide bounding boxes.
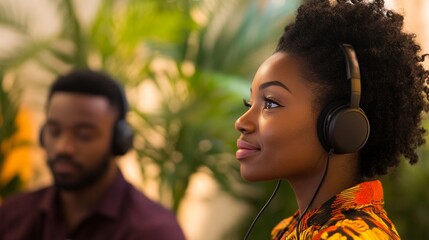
[4,1,428,239]
[119,0,302,214]
[380,119,429,239]
[0,72,22,198]
[0,1,299,238]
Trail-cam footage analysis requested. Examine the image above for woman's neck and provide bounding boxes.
[290,152,361,216]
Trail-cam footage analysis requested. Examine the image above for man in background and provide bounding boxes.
[0,69,186,240]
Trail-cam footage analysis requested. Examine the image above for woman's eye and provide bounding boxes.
[263,97,281,109]
[243,99,252,109]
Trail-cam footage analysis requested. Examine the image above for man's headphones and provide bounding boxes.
[39,80,134,156]
[111,82,134,156]
[316,44,370,154]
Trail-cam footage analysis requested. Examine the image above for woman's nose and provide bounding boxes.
[235,110,255,135]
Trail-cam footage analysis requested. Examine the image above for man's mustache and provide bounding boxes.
[48,155,83,170]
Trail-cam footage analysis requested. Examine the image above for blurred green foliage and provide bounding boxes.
[381,119,429,239]
[0,0,428,239]
[0,72,23,198]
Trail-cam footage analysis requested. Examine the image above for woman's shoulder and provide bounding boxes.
[314,211,401,240]
[271,212,299,239]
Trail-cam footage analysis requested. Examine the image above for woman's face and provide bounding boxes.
[235,51,326,182]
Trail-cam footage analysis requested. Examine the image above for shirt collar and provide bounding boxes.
[38,169,129,220]
[95,170,128,219]
[307,179,385,227]
[272,180,385,239]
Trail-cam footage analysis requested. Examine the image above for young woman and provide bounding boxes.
[235,0,428,239]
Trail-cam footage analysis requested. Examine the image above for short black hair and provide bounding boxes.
[276,0,429,178]
[47,69,127,119]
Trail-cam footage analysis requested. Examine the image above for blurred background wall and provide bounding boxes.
[0,0,428,239]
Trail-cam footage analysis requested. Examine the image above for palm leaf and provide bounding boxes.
[53,0,88,67]
[0,39,54,70]
[0,1,28,35]
[195,0,301,75]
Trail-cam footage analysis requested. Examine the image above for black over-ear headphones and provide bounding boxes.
[111,81,134,156]
[317,44,370,154]
[39,80,134,156]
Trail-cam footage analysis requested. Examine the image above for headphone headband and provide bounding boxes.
[112,79,128,120]
[340,44,361,108]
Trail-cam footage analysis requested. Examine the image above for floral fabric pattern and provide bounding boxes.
[272,180,400,240]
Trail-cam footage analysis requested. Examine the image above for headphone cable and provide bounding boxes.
[243,179,282,240]
[296,149,334,240]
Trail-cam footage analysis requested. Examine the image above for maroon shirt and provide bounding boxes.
[0,171,186,240]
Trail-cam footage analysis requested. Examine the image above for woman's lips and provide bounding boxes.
[236,139,261,160]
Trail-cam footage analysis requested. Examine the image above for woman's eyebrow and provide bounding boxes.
[259,80,291,92]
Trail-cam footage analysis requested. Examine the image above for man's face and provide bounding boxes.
[43,93,117,191]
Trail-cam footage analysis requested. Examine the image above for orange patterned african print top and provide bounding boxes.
[272,180,400,240]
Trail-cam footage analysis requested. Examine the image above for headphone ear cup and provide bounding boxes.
[317,102,370,154]
[317,103,336,152]
[112,120,134,156]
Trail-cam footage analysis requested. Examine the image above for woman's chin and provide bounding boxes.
[240,168,272,182]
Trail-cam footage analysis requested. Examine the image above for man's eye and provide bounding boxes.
[243,99,252,109]
[46,127,61,138]
[76,131,95,141]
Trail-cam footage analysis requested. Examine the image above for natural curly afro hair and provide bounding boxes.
[276,0,429,178]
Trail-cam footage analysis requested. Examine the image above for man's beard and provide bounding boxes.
[47,151,111,191]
